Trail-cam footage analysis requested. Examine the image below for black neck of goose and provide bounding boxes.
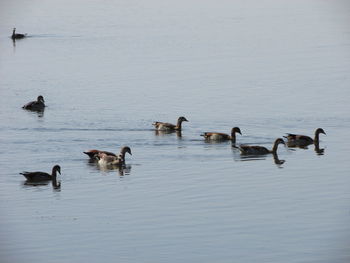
[314,131,320,145]
[230,131,236,143]
[272,141,281,153]
[120,150,127,163]
[12,29,15,36]
[52,167,58,178]
[176,119,183,130]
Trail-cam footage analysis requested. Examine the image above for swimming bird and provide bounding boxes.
[284,128,326,147]
[22,95,45,111]
[96,146,132,166]
[237,138,285,155]
[201,127,242,143]
[152,116,188,131]
[20,165,61,182]
[84,146,132,161]
[11,28,27,39]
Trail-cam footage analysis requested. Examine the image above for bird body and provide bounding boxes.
[20,165,61,182]
[84,146,132,166]
[284,128,326,147]
[153,116,188,131]
[238,138,285,155]
[97,153,124,166]
[11,28,27,39]
[22,96,45,111]
[201,127,242,142]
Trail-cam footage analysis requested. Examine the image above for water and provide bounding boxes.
[1,0,350,262]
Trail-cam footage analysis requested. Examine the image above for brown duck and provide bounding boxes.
[20,165,61,182]
[22,95,45,111]
[201,127,242,142]
[153,116,188,131]
[237,138,285,155]
[84,146,132,161]
[284,128,326,147]
[96,146,132,166]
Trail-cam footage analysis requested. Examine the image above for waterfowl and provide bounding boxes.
[201,127,242,142]
[84,146,132,161]
[22,95,45,111]
[20,165,61,182]
[153,116,188,131]
[237,138,285,155]
[96,146,132,166]
[284,128,326,147]
[11,28,27,39]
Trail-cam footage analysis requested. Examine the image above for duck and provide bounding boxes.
[201,127,242,142]
[84,146,132,161]
[96,146,132,166]
[11,28,27,39]
[237,138,285,155]
[22,95,45,111]
[152,116,188,131]
[20,165,61,182]
[284,128,326,147]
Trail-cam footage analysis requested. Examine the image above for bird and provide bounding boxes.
[11,28,27,39]
[152,116,188,131]
[237,138,285,155]
[22,95,45,111]
[84,146,132,162]
[284,128,326,147]
[201,127,242,143]
[20,165,61,182]
[96,146,132,166]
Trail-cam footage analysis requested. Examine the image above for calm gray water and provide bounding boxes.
[1,0,350,262]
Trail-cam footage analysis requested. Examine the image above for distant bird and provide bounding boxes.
[201,127,242,143]
[284,128,326,147]
[237,138,285,155]
[11,28,27,39]
[22,95,45,111]
[20,165,61,182]
[152,116,188,131]
[84,146,132,163]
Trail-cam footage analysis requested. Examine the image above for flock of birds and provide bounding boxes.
[20,95,326,185]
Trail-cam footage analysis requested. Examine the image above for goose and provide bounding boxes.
[153,116,188,131]
[20,165,61,182]
[237,138,285,155]
[201,127,242,142]
[284,128,326,147]
[97,146,132,166]
[84,146,132,161]
[22,95,45,111]
[11,28,27,39]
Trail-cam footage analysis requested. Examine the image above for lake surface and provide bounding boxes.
[1,0,350,262]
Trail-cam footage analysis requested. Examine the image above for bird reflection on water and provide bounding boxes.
[23,178,61,191]
[86,159,131,177]
[236,152,286,168]
[154,130,182,138]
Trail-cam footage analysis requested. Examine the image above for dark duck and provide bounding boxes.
[20,165,61,182]
[284,128,326,147]
[22,95,45,111]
